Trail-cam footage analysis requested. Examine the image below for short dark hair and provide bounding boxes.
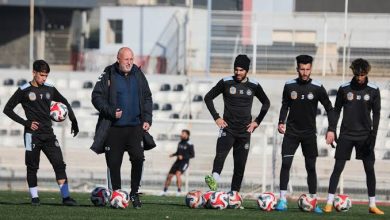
[350,58,371,75]
[296,55,313,66]
[33,60,50,73]
[182,129,190,136]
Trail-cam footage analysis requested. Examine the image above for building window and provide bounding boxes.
[106,19,123,44]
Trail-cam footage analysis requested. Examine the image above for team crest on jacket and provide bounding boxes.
[290,91,298,100]
[230,86,237,94]
[45,92,51,100]
[364,94,370,101]
[246,89,252,96]
[28,92,36,101]
[347,92,354,101]
[307,92,314,100]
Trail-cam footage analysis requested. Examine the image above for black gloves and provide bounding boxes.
[366,131,377,151]
[71,120,79,137]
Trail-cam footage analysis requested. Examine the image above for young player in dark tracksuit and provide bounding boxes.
[161,129,194,196]
[323,58,384,215]
[275,55,334,213]
[204,54,270,193]
[3,60,79,206]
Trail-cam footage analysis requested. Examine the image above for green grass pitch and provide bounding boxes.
[0,191,388,220]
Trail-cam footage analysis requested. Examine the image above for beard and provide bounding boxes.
[119,63,132,73]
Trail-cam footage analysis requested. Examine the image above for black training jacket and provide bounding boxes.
[91,63,153,154]
[278,78,334,137]
[204,76,270,136]
[330,77,380,141]
[3,82,76,135]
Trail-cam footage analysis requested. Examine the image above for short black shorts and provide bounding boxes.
[334,137,374,161]
[281,134,318,158]
[169,160,189,174]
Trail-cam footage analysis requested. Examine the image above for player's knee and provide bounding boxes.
[130,155,145,163]
[305,161,316,173]
[27,165,39,174]
[281,157,293,170]
[53,162,66,175]
[130,158,144,168]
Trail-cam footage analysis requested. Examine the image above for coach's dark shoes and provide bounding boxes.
[130,193,142,209]
[62,197,78,206]
[31,197,40,206]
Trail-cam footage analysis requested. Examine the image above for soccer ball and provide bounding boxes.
[185,190,205,208]
[297,194,317,212]
[333,194,352,212]
[202,191,215,208]
[227,191,243,209]
[257,192,277,211]
[208,191,229,209]
[90,187,111,206]
[110,190,129,209]
[50,102,68,122]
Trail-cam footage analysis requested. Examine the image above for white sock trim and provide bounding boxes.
[327,193,334,205]
[29,187,39,198]
[280,190,287,200]
[369,196,376,207]
[212,172,220,182]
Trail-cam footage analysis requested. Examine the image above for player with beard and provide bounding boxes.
[204,54,270,193]
[275,55,335,213]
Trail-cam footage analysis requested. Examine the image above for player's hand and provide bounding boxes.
[143,122,150,131]
[277,123,285,134]
[71,120,79,137]
[178,155,183,160]
[246,121,259,133]
[30,121,39,131]
[115,109,122,119]
[326,131,335,145]
[215,118,228,128]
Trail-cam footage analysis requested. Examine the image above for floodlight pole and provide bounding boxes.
[29,0,34,70]
[322,13,328,77]
[341,0,349,83]
[205,0,212,77]
[252,20,257,75]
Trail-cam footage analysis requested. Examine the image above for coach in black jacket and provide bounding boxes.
[91,47,152,209]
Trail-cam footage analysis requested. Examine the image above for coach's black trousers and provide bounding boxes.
[212,130,250,192]
[105,126,144,194]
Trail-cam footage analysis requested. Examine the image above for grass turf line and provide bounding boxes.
[0,191,388,220]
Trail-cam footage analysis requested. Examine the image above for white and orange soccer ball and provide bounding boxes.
[227,191,243,209]
[297,194,317,212]
[333,194,352,212]
[208,191,229,209]
[90,187,111,206]
[110,190,129,209]
[50,101,68,122]
[257,192,277,211]
[185,190,205,208]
